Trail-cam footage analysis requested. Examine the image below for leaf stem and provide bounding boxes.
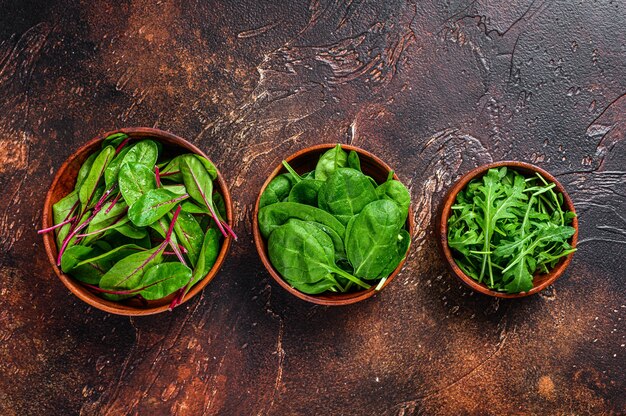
[331,267,371,290]
[282,160,302,183]
[38,216,76,234]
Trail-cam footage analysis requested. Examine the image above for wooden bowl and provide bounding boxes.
[41,127,234,315]
[253,143,414,306]
[439,161,578,298]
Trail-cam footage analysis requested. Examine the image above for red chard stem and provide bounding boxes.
[38,216,76,234]
[115,138,130,154]
[155,165,162,187]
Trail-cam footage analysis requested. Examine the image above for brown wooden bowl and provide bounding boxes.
[41,127,234,315]
[439,161,578,298]
[253,143,414,306]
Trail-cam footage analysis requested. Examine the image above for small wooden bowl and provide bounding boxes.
[439,161,578,298]
[41,127,234,315]
[253,143,414,306]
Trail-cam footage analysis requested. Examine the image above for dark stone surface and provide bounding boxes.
[0,0,624,414]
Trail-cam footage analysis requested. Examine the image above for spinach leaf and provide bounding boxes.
[259,174,294,208]
[315,144,348,181]
[347,150,361,172]
[258,202,345,239]
[268,219,370,292]
[317,168,378,225]
[376,178,411,220]
[288,179,323,206]
[345,200,405,279]
[139,263,192,300]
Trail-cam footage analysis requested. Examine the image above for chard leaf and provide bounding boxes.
[128,189,188,227]
[139,263,192,300]
[118,162,157,207]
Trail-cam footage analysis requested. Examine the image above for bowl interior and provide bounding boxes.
[42,128,233,315]
[253,144,414,306]
[440,161,578,298]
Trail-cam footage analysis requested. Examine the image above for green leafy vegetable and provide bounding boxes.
[257,144,411,295]
[447,167,576,293]
[317,168,378,225]
[315,144,348,181]
[259,174,294,208]
[39,136,230,307]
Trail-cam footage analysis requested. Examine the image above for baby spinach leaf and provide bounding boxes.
[139,263,192,300]
[376,179,411,220]
[347,150,361,172]
[118,162,157,207]
[121,140,159,168]
[317,168,378,225]
[345,200,405,279]
[308,222,346,260]
[268,220,370,291]
[288,179,323,206]
[282,160,303,183]
[258,202,345,240]
[259,174,295,208]
[289,279,338,295]
[376,229,411,279]
[128,188,188,227]
[315,144,348,181]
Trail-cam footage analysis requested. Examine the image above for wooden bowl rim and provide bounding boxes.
[438,160,578,298]
[41,127,234,316]
[252,143,415,306]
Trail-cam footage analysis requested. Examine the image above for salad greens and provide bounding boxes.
[40,133,235,309]
[447,167,576,293]
[258,144,411,295]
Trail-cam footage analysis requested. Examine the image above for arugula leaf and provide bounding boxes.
[447,167,576,293]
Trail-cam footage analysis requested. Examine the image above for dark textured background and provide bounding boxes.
[0,0,624,415]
